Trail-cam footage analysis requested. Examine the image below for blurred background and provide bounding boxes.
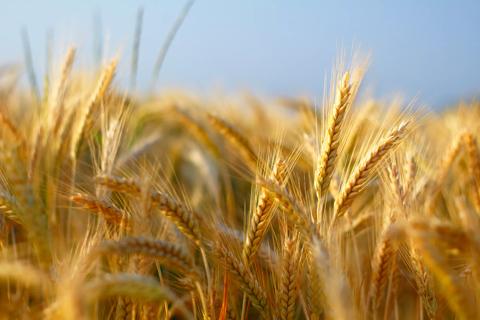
[1,0,479,108]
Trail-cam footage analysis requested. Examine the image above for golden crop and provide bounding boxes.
[0,48,479,319]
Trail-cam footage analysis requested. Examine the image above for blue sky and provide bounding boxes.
[2,1,479,107]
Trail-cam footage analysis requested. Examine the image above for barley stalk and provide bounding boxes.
[279,236,300,320]
[314,72,352,200]
[333,121,409,221]
[369,226,397,310]
[95,175,202,245]
[207,113,257,169]
[94,237,197,276]
[256,177,312,238]
[71,58,117,158]
[243,158,288,263]
[217,246,268,314]
[70,193,129,227]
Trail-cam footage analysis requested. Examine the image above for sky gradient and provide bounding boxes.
[2,1,479,107]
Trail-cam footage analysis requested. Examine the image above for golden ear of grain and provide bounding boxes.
[174,107,221,158]
[403,156,417,200]
[96,175,203,246]
[243,190,276,263]
[70,58,117,158]
[463,132,480,208]
[314,72,352,200]
[70,193,128,227]
[463,133,480,182]
[306,255,324,319]
[256,177,311,237]
[388,162,406,210]
[207,113,258,169]
[96,175,142,195]
[215,223,278,268]
[150,190,203,246]
[243,158,288,263]
[57,47,76,97]
[51,47,75,137]
[272,158,288,185]
[217,246,268,314]
[279,236,300,320]
[95,237,196,274]
[369,225,397,310]
[408,246,437,319]
[93,59,118,106]
[333,121,410,221]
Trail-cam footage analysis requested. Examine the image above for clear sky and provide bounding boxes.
[2,1,479,107]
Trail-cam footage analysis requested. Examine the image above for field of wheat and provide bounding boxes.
[0,45,479,320]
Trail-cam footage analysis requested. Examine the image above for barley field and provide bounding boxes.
[1,5,480,320]
[0,50,479,320]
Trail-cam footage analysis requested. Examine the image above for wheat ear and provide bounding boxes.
[50,47,76,135]
[369,225,397,310]
[314,72,352,200]
[71,58,117,158]
[256,177,312,237]
[95,237,197,275]
[207,113,257,169]
[403,156,417,200]
[243,158,288,263]
[463,133,480,208]
[279,236,300,320]
[463,133,480,181]
[56,47,76,99]
[70,193,128,227]
[217,246,268,314]
[389,162,405,209]
[96,175,202,245]
[333,121,409,221]
[409,246,437,319]
[150,190,202,246]
[174,107,221,158]
[306,252,324,319]
[214,223,278,268]
[96,175,141,195]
